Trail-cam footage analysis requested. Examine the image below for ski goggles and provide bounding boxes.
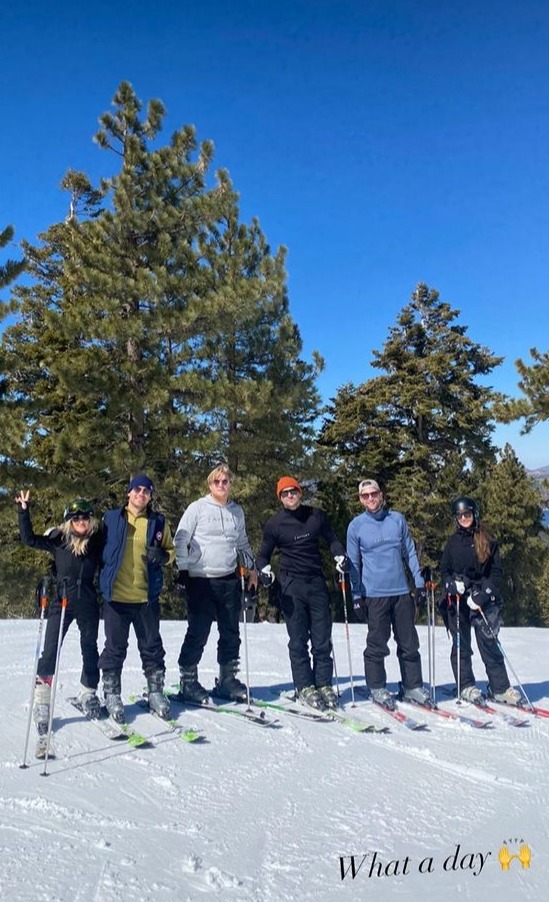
[63,499,94,521]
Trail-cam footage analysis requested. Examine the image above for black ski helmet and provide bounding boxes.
[451,496,479,523]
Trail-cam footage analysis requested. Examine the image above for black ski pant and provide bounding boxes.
[98,601,166,677]
[279,573,333,692]
[363,594,423,690]
[178,575,241,668]
[446,602,510,695]
[38,596,100,689]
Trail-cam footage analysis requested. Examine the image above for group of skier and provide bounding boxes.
[16,468,522,751]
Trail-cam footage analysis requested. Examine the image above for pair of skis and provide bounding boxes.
[167,686,388,734]
[67,696,205,748]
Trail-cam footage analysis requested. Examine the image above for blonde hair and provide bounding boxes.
[59,517,99,556]
[207,464,234,487]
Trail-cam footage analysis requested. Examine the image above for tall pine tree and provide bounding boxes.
[0,83,321,613]
[481,444,548,625]
[319,283,505,562]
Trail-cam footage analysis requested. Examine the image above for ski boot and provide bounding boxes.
[178,665,209,705]
[401,684,432,707]
[297,685,326,711]
[460,684,485,705]
[78,684,101,719]
[317,685,338,710]
[213,660,248,702]
[490,686,523,706]
[146,669,170,719]
[102,669,125,724]
[370,687,396,710]
[33,677,52,757]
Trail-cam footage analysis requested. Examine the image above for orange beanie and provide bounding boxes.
[276,476,302,498]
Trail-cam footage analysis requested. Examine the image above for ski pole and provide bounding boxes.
[20,579,49,770]
[236,552,252,711]
[455,593,461,705]
[477,607,534,711]
[331,639,340,700]
[424,568,437,706]
[338,572,355,706]
[41,580,69,776]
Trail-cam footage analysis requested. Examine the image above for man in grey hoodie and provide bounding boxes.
[174,464,257,703]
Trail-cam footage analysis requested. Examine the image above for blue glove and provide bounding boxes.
[353,597,369,623]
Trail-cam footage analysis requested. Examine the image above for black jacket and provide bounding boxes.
[18,507,103,605]
[440,527,502,595]
[256,504,345,578]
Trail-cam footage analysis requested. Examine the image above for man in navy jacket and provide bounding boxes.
[98,474,174,723]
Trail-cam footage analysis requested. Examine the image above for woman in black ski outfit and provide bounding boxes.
[16,490,104,730]
[439,497,521,706]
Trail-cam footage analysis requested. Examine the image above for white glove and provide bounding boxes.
[455,579,466,595]
[467,596,481,611]
[259,565,275,587]
[334,554,350,574]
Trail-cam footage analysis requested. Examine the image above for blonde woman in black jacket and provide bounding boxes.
[16,491,104,738]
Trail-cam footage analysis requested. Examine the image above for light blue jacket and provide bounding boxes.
[346,509,424,598]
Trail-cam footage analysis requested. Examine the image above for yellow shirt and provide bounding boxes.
[112,510,151,603]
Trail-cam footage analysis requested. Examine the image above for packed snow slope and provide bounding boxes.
[1,619,548,902]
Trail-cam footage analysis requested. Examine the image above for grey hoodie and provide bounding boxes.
[174,495,255,578]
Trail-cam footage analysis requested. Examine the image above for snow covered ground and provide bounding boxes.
[1,618,548,902]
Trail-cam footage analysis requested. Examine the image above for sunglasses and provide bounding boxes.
[281,489,300,497]
[71,512,92,522]
[132,486,152,495]
[212,479,230,486]
[457,511,474,520]
[360,491,380,499]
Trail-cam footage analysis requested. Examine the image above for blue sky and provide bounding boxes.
[2,0,549,467]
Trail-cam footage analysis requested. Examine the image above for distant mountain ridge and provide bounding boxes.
[528,466,549,479]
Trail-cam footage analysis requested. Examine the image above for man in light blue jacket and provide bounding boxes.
[347,479,428,711]
[174,464,257,703]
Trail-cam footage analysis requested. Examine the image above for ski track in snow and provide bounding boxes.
[1,621,548,901]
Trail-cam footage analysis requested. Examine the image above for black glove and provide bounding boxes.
[34,578,52,619]
[480,578,498,601]
[353,596,369,623]
[175,570,189,598]
[334,554,350,574]
[242,585,257,611]
[445,578,466,597]
[414,587,427,608]
[471,605,502,638]
[258,565,275,588]
[142,546,169,566]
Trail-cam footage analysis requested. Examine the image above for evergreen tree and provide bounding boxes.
[0,224,28,616]
[0,225,26,294]
[319,283,505,563]
[497,347,549,432]
[481,444,548,625]
[0,82,321,614]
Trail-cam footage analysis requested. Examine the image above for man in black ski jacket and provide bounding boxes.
[256,476,349,711]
